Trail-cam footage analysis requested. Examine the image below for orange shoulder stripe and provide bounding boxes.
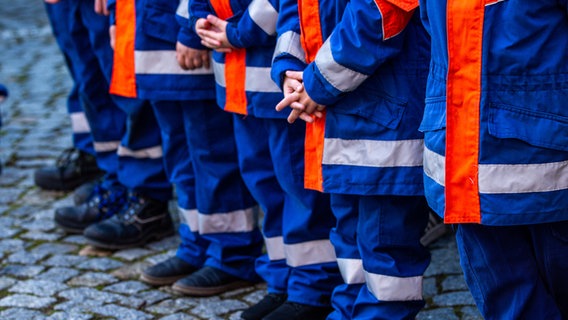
[109,0,137,98]
[445,0,483,223]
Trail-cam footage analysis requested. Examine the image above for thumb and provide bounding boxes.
[207,15,224,27]
[285,70,303,81]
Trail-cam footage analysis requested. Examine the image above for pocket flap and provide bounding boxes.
[419,97,446,132]
[142,2,180,44]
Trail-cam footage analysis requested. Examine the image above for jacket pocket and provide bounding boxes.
[488,103,568,152]
[333,89,406,130]
[142,1,180,44]
[419,96,446,132]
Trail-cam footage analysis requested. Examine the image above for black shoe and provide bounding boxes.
[140,256,199,286]
[73,179,100,205]
[420,212,450,246]
[172,266,254,297]
[34,148,104,191]
[83,193,174,250]
[54,185,127,234]
[241,293,287,320]
[263,301,332,320]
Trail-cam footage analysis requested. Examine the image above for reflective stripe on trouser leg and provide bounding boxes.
[113,96,171,201]
[328,194,365,319]
[352,195,430,319]
[177,207,208,268]
[264,118,342,307]
[181,102,262,282]
[231,114,290,293]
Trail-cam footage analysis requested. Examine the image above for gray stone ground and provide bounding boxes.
[0,1,482,319]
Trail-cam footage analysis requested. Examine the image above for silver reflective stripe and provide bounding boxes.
[337,258,365,285]
[179,207,199,232]
[135,51,213,75]
[273,31,306,63]
[314,39,368,92]
[70,112,90,133]
[365,271,423,301]
[423,147,568,194]
[94,141,120,152]
[323,138,423,167]
[211,60,281,93]
[264,236,285,260]
[249,0,277,35]
[199,207,257,234]
[176,0,189,19]
[285,239,336,267]
[118,145,163,159]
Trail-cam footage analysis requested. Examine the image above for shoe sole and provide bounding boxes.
[54,220,87,235]
[140,273,189,286]
[172,280,254,297]
[85,229,174,250]
[34,172,104,191]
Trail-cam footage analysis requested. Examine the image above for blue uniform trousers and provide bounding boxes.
[45,1,94,155]
[152,100,262,281]
[328,194,430,320]
[233,115,341,306]
[455,221,568,320]
[63,0,170,200]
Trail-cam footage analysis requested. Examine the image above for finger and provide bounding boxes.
[94,0,102,14]
[206,14,224,28]
[192,56,203,69]
[185,55,195,70]
[215,47,233,53]
[202,53,210,69]
[200,40,216,50]
[275,92,300,111]
[285,70,304,81]
[299,112,315,123]
[287,109,302,124]
[313,110,323,118]
[290,101,306,111]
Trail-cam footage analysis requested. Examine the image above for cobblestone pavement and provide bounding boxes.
[0,1,482,319]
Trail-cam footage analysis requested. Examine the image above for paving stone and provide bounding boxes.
[133,290,171,306]
[113,248,153,261]
[9,279,68,296]
[242,288,266,305]
[46,311,93,320]
[30,243,77,256]
[104,280,149,295]
[20,218,56,231]
[20,230,63,241]
[0,239,25,253]
[0,308,45,320]
[145,236,179,251]
[67,272,119,287]
[159,313,200,320]
[146,298,198,314]
[417,308,460,320]
[424,246,463,277]
[77,257,124,271]
[7,250,48,264]
[111,261,151,280]
[0,294,56,309]
[36,267,80,283]
[0,227,20,239]
[221,286,257,299]
[58,287,122,304]
[432,291,477,307]
[78,245,112,257]
[442,275,469,292]
[0,169,27,186]
[90,304,153,320]
[5,205,40,218]
[423,276,438,298]
[61,235,89,245]
[460,306,483,319]
[0,189,21,205]
[0,265,45,278]
[146,250,177,265]
[191,297,248,318]
[44,254,89,267]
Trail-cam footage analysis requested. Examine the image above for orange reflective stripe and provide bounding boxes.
[445,0,483,223]
[210,0,248,114]
[373,0,417,40]
[109,0,137,98]
[298,0,325,191]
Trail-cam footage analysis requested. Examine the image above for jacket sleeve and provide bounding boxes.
[189,0,215,33]
[302,0,414,105]
[270,0,308,88]
[225,0,278,48]
[177,0,208,49]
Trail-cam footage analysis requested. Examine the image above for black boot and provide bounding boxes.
[83,193,174,250]
[34,148,104,191]
[241,293,287,320]
[54,185,127,234]
[172,266,254,297]
[263,301,332,320]
[141,256,199,286]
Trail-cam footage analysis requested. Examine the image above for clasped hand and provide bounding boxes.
[275,71,325,123]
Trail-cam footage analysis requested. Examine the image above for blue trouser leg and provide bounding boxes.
[352,195,430,319]
[455,222,568,320]
[264,118,342,307]
[328,194,364,320]
[151,100,208,268]
[44,2,94,156]
[232,115,289,294]
[177,103,261,282]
